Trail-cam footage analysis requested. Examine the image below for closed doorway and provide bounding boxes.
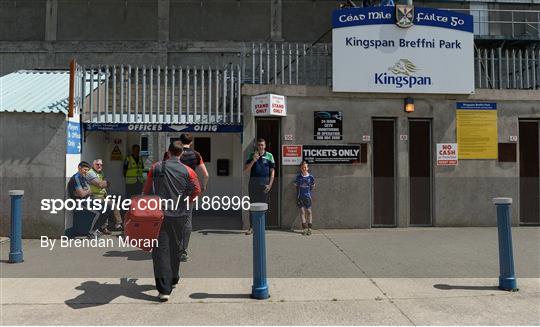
[372,119,396,227]
[409,119,433,226]
[519,120,540,225]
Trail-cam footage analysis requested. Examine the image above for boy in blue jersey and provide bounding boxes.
[294,161,315,235]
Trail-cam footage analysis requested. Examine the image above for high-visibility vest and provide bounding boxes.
[89,168,107,198]
[125,155,144,184]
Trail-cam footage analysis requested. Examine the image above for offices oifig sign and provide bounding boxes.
[332,6,474,94]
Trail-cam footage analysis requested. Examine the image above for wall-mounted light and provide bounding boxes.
[404,97,414,113]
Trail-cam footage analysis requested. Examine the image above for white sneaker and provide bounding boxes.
[158,293,170,302]
[87,229,103,239]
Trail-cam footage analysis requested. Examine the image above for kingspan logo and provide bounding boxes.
[374,59,432,89]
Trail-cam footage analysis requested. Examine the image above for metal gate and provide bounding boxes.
[79,65,242,125]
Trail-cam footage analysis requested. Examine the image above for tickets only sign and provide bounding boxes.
[302,145,361,164]
[437,143,458,165]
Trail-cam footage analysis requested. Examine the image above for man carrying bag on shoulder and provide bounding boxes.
[143,141,201,302]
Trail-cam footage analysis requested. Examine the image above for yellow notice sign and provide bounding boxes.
[456,103,498,159]
[110,145,123,161]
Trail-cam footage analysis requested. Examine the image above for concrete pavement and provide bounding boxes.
[1,227,539,325]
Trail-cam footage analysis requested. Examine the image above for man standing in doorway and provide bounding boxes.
[143,141,201,302]
[244,138,275,235]
[86,159,123,232]
[178,133,209,262]
[67,161,107,238]
[124,144,145,198]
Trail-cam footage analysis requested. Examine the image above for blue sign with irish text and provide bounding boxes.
[67,121,82,154]
[456,102,497,110]
[333,6,473,33]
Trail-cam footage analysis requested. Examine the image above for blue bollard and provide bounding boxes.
[250,202,269,299]
[492,197,518,291]
[9,190,24,263]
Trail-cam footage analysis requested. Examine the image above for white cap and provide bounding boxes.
[493,197,512,204]
[250,203,268,212]
[9,190,24,196]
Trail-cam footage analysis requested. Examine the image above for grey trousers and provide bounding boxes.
[180,215,192,254]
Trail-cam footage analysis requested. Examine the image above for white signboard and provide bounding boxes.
[437,143,458,166]
[282,145,303,165]
[332,7,474,94]
[251,94,287,116]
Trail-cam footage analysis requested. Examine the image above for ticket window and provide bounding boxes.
[168,137,211,160]
[140,135,149,156]
[194,137,211,163]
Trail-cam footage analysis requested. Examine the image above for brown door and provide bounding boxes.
[519,120,540,225]
[255,118,281,227]
[409,120,432,226]
[372,119,396,226]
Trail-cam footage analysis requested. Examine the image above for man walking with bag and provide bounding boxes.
[143,141,201,302]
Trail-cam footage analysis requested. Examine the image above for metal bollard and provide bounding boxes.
[492,197,518,291]
[9,190,24,263]
[250,202,269,299]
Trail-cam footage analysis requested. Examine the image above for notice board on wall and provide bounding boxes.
[437,143,458,165]
[66,121,82,154]
[282,145,303,166]
[456,102,498,159]
[314,111,343,140]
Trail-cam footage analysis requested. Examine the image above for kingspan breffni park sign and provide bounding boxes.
[332,6,474,94]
